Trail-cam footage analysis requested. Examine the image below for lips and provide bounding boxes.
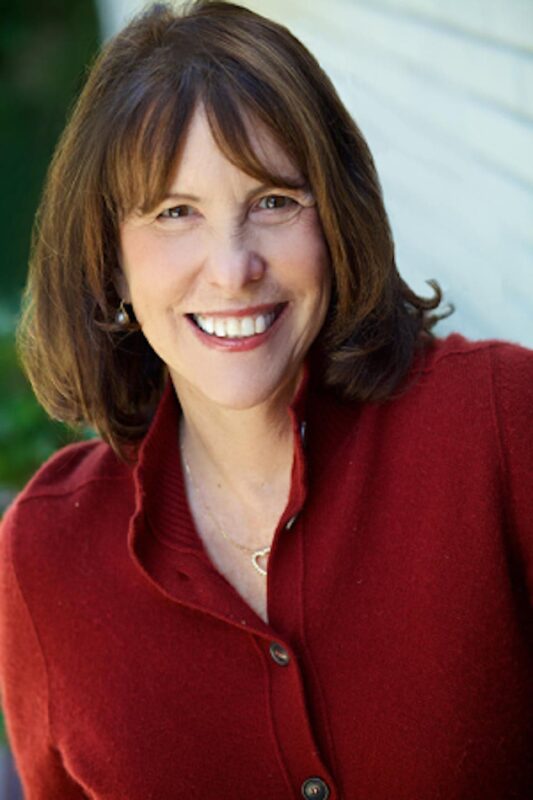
[188,303,285,340]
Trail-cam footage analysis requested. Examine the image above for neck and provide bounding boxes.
[174,374,302,507]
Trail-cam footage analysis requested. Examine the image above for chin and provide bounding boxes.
[171,359,302,413]
[199,380,286,412]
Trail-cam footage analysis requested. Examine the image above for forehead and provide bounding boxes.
[169,103,303,189]
[117,97,308,217]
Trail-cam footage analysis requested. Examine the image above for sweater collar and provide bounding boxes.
[126,365,311,628]
[133,364,310,542]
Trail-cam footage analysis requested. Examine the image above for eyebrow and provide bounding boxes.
[161,179,308,205]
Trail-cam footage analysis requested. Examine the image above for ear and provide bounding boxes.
[113,267,131,304]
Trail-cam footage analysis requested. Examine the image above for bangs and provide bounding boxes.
[102,65,310,221]
[102,72,198,219]
[204,78,309,192]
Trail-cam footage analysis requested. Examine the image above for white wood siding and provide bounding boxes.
[99,0,533,346]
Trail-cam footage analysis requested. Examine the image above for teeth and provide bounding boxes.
[193,310,278,338]
[240,317,255,336]
[226,318,240,337]
[214,319,226,338]
[202,317,215,335]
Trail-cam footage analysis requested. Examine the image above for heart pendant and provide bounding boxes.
[251,547,271,577]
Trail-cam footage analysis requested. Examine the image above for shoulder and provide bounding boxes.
[354,331,533,458]
[411,332,533,403]
[419,331,532,373]
[5,437,129,510]
[0,439,133,574]
[312,332,532,437]
[401,333,532,486]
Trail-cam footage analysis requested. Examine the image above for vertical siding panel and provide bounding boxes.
[242,0,533,345]
[102,0,533,345]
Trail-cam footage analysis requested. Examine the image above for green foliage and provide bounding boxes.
[0,325,85,499]
[0,0,99,300]
[0,0,100,748]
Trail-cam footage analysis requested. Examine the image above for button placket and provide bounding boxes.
[260,634,337,799]
[260,412,336,798]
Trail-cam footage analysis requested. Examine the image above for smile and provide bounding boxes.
[189,304,285,339]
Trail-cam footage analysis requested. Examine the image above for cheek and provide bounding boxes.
[120,234,199,311]
[265,215,329,284]
[297,209,329,264]
[307,220,332,303]
[294,223,331,297]
[298,235,332,324]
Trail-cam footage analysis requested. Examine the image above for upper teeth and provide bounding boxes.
[193,311,277,338]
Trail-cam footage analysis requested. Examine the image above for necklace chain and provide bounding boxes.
[181,444,271,577]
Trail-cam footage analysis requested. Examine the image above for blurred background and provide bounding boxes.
[1,0,532,795]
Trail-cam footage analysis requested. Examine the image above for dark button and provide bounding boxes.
[269,642,291,666]
[300,420,307,442]
[301,777,330,799]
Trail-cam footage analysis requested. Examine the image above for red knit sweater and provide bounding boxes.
[1,334,532,799]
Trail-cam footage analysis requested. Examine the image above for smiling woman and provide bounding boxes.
[119,103,331,413]
[1,2,532,799]
[13,0,445,451]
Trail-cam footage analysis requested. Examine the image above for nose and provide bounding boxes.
[204,230,266,293]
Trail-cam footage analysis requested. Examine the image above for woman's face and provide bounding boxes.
[119,104,331,413]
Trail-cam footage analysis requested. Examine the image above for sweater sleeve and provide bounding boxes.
[0,504,88,799]
[489,342,533,605]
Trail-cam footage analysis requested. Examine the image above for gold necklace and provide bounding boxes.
[181,445,271,577]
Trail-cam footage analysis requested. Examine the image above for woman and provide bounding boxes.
[1,2,531,798]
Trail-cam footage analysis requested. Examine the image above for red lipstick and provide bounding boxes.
[186,303,287,353]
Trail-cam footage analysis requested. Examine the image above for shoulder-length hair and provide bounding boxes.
[18,0,449,457]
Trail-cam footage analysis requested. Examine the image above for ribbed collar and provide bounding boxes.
[133,364,310,546]
[126,365,312,630]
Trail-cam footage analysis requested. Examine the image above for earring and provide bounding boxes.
[115,300,130,326]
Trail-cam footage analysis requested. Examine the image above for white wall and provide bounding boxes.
[97,0,533,346]
[95,0,144,39]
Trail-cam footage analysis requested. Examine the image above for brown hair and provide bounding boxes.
[18,0,450,456]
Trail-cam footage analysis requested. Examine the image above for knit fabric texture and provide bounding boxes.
[1,333,532,799]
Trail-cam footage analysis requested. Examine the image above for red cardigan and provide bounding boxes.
[1,334,532,799]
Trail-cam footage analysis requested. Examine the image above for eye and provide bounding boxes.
[256,195,297,211]
[157,205,195,220]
